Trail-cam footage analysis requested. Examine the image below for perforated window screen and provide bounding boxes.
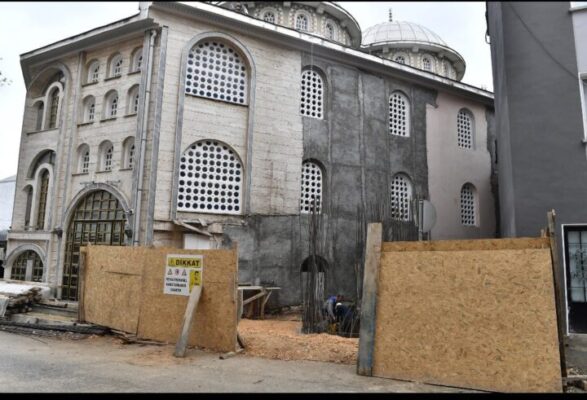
[395,55,405,64]
[113,56,123,76]
[128,144,135,169]
[391,174,412,221]
[177,140,243,215]
[326,24,334,39]
[88,103,95,122]
[300,161,323,214]
[300,70,324,119]
[89,63,99,83]
[263,12,275,23]
[185,41,248,105]
[81,150,90,173]
[457,109,473,149]
[110,95,118,117]
[460,184,476,226]
[389,92,409,137]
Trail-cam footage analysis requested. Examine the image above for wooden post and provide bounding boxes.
[173,284,203,358]
[547,210,567,381]
[78,247,87,323]
[357,223,382,376]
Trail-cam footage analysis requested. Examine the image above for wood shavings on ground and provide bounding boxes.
[238,318,358,365]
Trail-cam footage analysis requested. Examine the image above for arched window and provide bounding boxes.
[131,47,143,72]
[82,96,95,122]
[300,161,323,214]
[24,185,33,228]
[296,14,309,31]
[87,60,100,83]
[104,91,119,118]
[423,57,432,71]
[395,55,406,64]
[36,169,49,230]
[443,62,449,77]
[11,251,42,282]
[122,137,135,169]
[457,108,474,149]
[389,91,410,137]
[185,40,248,105]
[35,102,44,131]
[177,140,243,215]
[127,85,140,114]
[77,144,90,174]
[109,54,123,77]
[390,174,413,221]
[300,69,324,119]
[325,23,334,39]
[460,183,477,226]
[263,11,275,23]
[48,88,60,129]
[99,141,114,172]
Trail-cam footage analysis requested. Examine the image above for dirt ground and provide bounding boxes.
[238,313,359,365]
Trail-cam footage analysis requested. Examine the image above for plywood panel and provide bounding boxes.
[381,237,549,253]
[82,246,238,353]
[372,246,562,393]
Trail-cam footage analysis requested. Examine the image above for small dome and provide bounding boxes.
[362,21,447,48]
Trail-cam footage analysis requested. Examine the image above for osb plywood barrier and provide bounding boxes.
[83,246,237,353]
[381,237,550,252]
[372,241,562,393]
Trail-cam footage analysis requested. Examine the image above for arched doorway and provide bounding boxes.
[62,190,127,300]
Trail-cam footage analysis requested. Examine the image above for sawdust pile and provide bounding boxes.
[238,318,358,365]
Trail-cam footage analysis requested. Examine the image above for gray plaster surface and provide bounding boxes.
[0,330,476,393]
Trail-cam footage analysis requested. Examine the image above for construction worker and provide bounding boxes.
[324,294,341,323]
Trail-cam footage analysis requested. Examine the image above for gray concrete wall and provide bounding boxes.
[224,53,433,306]
[488,1,586,238]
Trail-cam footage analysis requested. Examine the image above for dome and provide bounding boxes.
[362,21,447,48]
[361,18,466,81]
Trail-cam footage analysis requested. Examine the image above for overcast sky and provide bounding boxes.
[0,1,493,180]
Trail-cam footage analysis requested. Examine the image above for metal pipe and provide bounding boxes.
[133,29,157,246]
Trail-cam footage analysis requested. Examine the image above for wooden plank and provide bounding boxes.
[173,284,203,358]
[242,289,266,306]
[260,290,273,319]
[357,222,382,376]
[547,210,567,380]
[77,247,87,323]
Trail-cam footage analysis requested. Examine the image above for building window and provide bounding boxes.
[110,54,123,77]
[300,69,324,119]
[325,23,334,39]
[131,48,143,72]
[87,61,100,83]
[296,14,309,31]
[48,89,59,129]
[177,140,243,215]
[24,186,33,228]
[457,109,474,149]
[36,169,49,230]
[460,183,476,226]
[35,102,44,131]
[263,11,275,23]
[104,146,113,171]
[11,251,43,282]
[127,85,140,114]
[83,96,95,122]
[123,137,135,169]
[81,150,90,173]
[300,161,323,214]
[395,55,406,64]
[390,174,413,221]
[389,91,410,137]
[185,40,248,105]
[423,57,432,71]
[105,91,119,118]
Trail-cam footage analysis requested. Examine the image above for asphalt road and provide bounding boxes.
[0,330,474,393]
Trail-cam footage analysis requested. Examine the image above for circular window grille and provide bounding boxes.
[389,92,409,137]
[185,41,248,105]
[177,140,243,214]
[391,174,412,221]
[263,11,275,23]
[395,55,406,64]
[423,58,431,71]
[460,184,476,226]
[457,109,473,149]
[300,70,323,119]
[300,161,323,214]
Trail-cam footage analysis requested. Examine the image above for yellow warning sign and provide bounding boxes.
[164,254,203,296]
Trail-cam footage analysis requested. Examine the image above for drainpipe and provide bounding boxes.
[133,29,157,246]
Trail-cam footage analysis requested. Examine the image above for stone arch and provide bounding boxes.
[4,244,47,280]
